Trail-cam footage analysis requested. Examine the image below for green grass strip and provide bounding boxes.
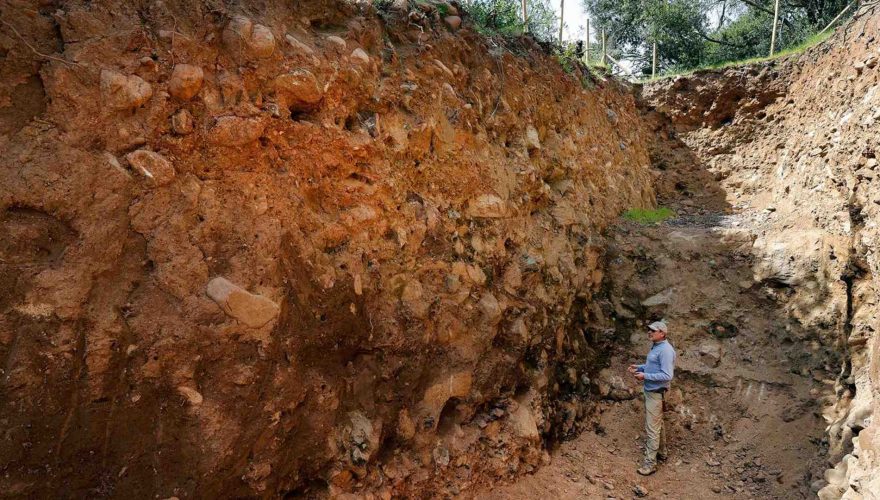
[642,30,834,83]
[622,207,676,224]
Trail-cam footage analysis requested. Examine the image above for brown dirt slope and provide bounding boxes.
[0,0,654,497]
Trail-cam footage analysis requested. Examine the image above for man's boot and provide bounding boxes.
[637,461,657,476]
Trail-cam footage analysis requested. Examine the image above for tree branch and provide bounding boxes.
[0,18,79,67]
[737,0,797,28]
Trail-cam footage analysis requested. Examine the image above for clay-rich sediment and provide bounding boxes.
[0,0,653,497]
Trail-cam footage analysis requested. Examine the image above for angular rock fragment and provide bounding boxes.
[206,276,280,328]
[642,287,674,306]
[401,279,428,318]
[125,150,175,186]
[698,338,722,367]
[100,70,152,110]
[397,408,416,440]
[168,64,204,100]
[465,264,487,285]
[508,400,540,440]
[325,35,347,50]
[177,386,203,405]
[467,194,510,218]
[479,292,502,324]
[171,109,194,135]
[526,124,541,150]
[285,34,315,55]
[350,48,370,65]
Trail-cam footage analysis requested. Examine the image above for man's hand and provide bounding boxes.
[633,372,645,381]
[627,364,639,374]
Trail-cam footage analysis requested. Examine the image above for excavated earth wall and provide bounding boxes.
[644,7,880,498]
[0,0,654,497]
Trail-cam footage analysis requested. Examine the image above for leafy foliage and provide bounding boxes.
[582,0,854,75]
[462,0,559,41]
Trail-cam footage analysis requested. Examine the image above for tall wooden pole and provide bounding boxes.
[585,18,590,64]
[601,28,606,65]
[769,0,780,56]
[652,41,657,78]
[559,0,565,44]
[522,0,529,33]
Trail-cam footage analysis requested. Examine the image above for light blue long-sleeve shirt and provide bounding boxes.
[636,340,676,392]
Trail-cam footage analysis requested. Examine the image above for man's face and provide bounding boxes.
[648,328,666,342]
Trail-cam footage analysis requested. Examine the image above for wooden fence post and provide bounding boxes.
[522,0,529,33]
[652,41,657,78]
[559,0,565,44]
[769,0,780,56]
[586,18,590,64]
[601,28,606,65]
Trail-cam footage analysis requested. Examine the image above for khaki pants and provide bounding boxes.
[643,389,667,466]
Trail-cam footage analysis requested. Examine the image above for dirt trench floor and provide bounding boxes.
[478,138,836,499]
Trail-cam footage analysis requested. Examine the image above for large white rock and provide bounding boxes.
[526,125,541,150]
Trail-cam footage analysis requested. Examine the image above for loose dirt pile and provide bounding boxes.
[0,0,655,497]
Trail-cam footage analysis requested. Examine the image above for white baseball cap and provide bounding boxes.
[648,320,668,332]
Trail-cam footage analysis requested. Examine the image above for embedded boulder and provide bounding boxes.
[208,116,265,146]
[222,16,275,60]
[206,277,280,328]
[100,70,152,110]
[466,194,510,218]
[125,150,176,186]
[168,64,204,100]
[421,372,473,427]
[272,70,323,110]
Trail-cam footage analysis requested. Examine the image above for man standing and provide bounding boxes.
[628,320,676,476]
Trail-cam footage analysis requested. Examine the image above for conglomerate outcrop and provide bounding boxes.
[0,0,654,497]
[6,0,878,498]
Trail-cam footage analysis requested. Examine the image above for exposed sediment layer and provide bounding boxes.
[0,0,653,497]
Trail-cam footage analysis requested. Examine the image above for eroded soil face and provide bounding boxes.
[0,0,654,497]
